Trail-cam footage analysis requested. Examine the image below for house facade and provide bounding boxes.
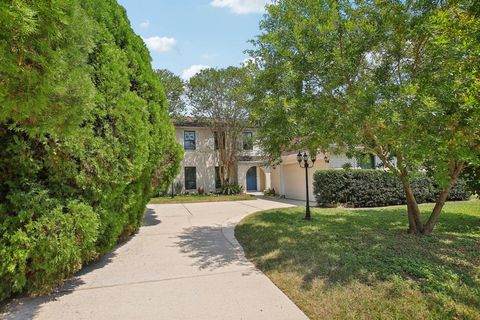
[172,119,381,201]
[173,119,272,194]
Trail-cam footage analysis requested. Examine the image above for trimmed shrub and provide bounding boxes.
[0,0,181,302]
[313,170,471,208]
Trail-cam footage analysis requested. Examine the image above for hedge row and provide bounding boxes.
[0,0,182,302]
[313,170,471,208]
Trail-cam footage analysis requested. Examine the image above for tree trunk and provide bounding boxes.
[373,145,424,234]
[422,161,464,235]
[402,180,423,234]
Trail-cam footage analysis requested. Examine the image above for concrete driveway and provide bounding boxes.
[1,199,308,320]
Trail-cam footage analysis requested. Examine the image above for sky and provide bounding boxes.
[117,0,270,80]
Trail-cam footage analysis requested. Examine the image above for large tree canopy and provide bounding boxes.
[249,0,479,234]
[155,69,186,118]
[0,0,181,301]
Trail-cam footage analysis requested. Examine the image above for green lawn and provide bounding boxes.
[236,200,480,320]
[150,193,255,204]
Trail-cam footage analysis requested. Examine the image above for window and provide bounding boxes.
[184,167,196,190]
[243,132,253,150]
[215,167,222,189]
[184,131,196,150]
[214,131,225,150]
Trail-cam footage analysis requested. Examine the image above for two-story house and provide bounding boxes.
[172,118,382,201]
[173,118,272,193]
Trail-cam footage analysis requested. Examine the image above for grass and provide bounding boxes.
[149,193,255,204]
[235,200,480,320]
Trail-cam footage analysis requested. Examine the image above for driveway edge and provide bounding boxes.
[220,209,309,320]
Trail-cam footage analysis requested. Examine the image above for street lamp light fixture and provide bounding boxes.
[297,151,316,220]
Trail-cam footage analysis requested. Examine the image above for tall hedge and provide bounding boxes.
[313,170,471,208]
[0,0,182,301]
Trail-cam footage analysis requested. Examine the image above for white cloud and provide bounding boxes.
[210,0,270,14]
[140,20,150,29]
[143,36,177,53]
[181,65,210,80]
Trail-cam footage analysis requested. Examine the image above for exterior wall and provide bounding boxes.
[329,154,357,169]
[237,163,267,192]
[270,165,281,193]
[175,127,218,193]
[329,154,385,169]
[237,164,251,191]
[173,126,264,193]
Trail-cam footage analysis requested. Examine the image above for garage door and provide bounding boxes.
[282,164,314,201]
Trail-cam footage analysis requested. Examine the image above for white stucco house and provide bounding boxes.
[172,118,380,201]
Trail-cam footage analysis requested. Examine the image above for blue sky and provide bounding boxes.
[117,0,269,79]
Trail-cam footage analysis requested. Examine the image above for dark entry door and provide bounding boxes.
[246,167,257,191]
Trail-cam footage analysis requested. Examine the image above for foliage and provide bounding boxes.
[236,201,480,319]
[341,162,353,170]
[313,170,471,208]
[462,163,480,197]
[0,0,180,302]
[150,130,183,195]
[197,186,205,195]
[155,69,186,117]
[220,183,244,195]
[263,188,276,196]
[248,0,480,234]
[187,67,251,185]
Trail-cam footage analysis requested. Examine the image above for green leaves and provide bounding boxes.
[250,0,479,180]
[0,0,181,301]
[156,69,186,117]
[0,0,95,138]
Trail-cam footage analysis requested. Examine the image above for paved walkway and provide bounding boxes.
[1,199,308,320]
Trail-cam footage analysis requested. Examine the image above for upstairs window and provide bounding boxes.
[184,131,196,150]
[184,167,196,190]
[243,132,253,150]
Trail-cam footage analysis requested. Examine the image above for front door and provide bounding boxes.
[246,166,257,191]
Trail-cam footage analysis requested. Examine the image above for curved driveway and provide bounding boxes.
[2,199,308,320]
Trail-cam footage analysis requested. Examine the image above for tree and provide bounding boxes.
[155,69,186,117]
[186,67,250,185]
[0,0,181,301]
[248,0,480,235]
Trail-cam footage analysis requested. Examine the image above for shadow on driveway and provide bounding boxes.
[174,225,251,271]
[142,207,161,227]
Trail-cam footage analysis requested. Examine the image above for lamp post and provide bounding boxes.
[297,151,316,220]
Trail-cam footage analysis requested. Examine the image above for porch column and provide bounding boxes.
[265,172,271,190]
